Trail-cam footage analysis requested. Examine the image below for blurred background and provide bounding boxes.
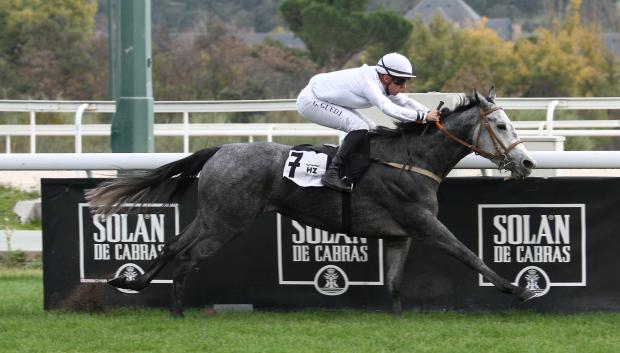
[0,0,619,155]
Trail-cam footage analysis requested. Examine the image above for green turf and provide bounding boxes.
[1,269,619,353]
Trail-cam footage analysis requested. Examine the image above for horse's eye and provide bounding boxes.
[497,124,507,131]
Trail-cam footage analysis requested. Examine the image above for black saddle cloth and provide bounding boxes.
[292,137,371,184]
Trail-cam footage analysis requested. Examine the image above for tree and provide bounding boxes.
[441,21,524,95]
[404,16,524,95]
[152,21,317,101]
[150,0,286,33]
[279,0,412,69]
[402,16,459,92]
[0,0,105,99]
[513,0,619,97]
[404,8,619,97]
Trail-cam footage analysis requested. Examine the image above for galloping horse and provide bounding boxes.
[86,88,537,316]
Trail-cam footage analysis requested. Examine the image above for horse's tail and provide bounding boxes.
[85,147,221,216]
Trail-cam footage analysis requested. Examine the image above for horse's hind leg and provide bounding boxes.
[108,219,201,291]
[168,217,256,316]
[170,248,192,317]
[385,237,412,317]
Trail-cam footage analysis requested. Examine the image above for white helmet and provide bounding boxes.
[376,52,415,78]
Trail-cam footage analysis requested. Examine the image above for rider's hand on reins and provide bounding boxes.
[426,101,444,122]
[426,111,440,122]
[420,101,443,136]
[431,101,444,128]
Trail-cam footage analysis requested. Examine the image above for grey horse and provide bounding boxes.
[86,88,537,316]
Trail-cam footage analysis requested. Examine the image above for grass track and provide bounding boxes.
[1,269,619,353]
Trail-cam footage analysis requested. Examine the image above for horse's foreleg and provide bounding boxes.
[416,214,536,301]
[108,220,201,292]
[385,237,412,316]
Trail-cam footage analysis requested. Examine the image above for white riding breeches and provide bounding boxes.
[296,87,377,133]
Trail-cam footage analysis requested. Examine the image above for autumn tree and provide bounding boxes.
[404,7,619,98]
[404,16,524,95]
[279,0,412,70]
[513,0,619,97]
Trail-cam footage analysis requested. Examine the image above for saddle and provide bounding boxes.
[292,136,371,187]
[285,140,371,235]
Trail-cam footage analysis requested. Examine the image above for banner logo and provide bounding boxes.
[515,266,550,297]
[277,214,383,295]
[314,265,349,296]
[478,204,586,297]
[78,203,179,293]
[114,263,145,294]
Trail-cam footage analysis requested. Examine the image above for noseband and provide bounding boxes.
[434,106,523,169]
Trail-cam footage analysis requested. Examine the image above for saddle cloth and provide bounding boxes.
[283,148,328,187]
[282,144,371,188]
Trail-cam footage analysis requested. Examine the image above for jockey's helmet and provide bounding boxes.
[376,53,415,78]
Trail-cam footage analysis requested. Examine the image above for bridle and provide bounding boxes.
[434,106,523,170]
[379,104,524,184]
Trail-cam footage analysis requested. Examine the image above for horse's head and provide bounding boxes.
[470,87,536,179]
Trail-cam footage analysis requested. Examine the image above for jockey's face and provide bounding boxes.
[380,74,409,96]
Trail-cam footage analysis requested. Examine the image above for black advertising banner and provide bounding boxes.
[277,214,383,295]
[42,178,620,311]
[42,179,198,309]
[80,203,180,291]
[431,177,619,311]
[477,204,585,297]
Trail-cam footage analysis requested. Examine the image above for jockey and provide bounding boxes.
[296,52,440,192]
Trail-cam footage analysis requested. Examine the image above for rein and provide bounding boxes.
[434,106,523,167]
[367,105,524,184]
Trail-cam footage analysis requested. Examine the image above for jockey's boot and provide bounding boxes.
[321,129,367,192]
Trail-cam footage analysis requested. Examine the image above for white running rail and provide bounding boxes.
[1,151,620,170]
[0,97,619,154]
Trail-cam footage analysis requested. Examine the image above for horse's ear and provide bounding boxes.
[473,88,488,106]
[487,86,496,103]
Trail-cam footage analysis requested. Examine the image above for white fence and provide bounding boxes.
[1,97,620,154]
[1,151,620,170]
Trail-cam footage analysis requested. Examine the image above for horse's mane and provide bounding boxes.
[369,95,477,138]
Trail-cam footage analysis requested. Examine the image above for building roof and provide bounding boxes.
[405,0,515,40]
[405,0,480,24]
[486,17,512,40]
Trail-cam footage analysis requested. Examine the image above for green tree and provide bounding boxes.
[279,0,412,69]
[404,16,524,95]
[442,21,524,95]
[403,16,459,92]
[0,0,104,99]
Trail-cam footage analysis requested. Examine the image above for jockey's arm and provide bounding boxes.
[389,93,440,122]
[362,80,430,123]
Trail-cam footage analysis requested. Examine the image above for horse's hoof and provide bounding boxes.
[108,276,141,290]
[518,289,537,302]
[171,309,185,318]
[391,303,403,318]
[108,276,127,288]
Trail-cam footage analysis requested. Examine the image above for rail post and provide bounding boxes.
[546,100,560,136]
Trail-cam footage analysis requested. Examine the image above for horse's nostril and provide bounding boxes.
[522,159,536,169]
